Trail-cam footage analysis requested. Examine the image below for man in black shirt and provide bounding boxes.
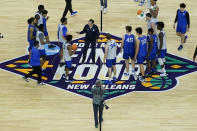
[77,19,100,63]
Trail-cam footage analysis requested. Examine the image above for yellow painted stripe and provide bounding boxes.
[6,64,17,68]
[150,86,161,90]
[15,60,28,63]
[115,81,125,84]
[71,81,86,84]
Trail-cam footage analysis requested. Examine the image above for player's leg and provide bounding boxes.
[23,66,37,82]
[37,66,43,85]
[139,64,145,82]
[131,59,136,74]
[105,59,113,84]
[112,59,117,82]
[152,59,157,75]
[146,60,151,77]
[123,53,129,76]
[65,61,72,81]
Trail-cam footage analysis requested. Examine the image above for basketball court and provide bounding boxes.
[0,0,197,131]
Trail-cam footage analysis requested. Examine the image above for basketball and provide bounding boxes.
[71,44,78,50]
[137,9,143,15]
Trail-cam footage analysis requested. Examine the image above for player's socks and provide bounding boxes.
[184,35,188,43]
[101,6,104,11]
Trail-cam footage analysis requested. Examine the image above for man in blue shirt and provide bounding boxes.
[23,41,44,85]
[173,3,190,51]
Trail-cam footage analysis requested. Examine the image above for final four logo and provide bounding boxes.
[1,33,197,100]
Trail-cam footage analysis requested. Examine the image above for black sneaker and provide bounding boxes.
[95,124,98,128]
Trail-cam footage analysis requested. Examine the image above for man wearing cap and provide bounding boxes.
[91,80,106,128]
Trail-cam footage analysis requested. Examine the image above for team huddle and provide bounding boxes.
[23,0,190,85]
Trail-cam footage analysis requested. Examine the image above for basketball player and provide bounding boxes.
[135,27,147,82]
[157,22,167,77]
[173,3,190,51]
[36,24,47,70]
[146,28,158,76]
[120,26,136,77]
[146,13,157,34]
[57,17,68,45]
[150,0,159,23]
[60,35,75,82]
[35,5,45,26]
[100,0,107,13]
[42,10,50,43]
[27,17,37,61]
[23,41,44,85]
[103,33,117,85]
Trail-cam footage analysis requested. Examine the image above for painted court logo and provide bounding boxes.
[0,33,197,100]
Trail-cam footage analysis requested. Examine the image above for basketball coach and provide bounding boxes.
[76,19,100,64]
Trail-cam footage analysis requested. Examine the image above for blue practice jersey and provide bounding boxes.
[138,35,147,57]
[123,34,135,54]
[149,34,158,55]
[177,10,188,27]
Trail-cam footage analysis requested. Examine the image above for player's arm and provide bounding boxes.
[95,26,100,39]
[150,7,159,18]
[120,35,125,53]
[158,32,163,54]
[173,10,179,29]
[77,25,86,34]
[29,27,35,40]
[147,37,153,58]
[103,44,108,63]
[186,12,190,31]
[135,39,140,60]
[67,45,75,56]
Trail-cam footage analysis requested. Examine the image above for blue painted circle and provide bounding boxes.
[44,44,60,56]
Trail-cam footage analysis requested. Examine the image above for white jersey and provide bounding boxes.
[36,31,45,50]
[158,30,167,50]
[63,42,71,61]
[58,24,67,43]
[35,11,43,26]
[106,40,117,60]
[151,5,158,23]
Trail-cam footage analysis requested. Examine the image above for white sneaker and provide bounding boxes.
[23,76,29,82]
[130,71,135,75]
[157,69,163,73]
[37,82,45,86]
[101,6,104,11]
[133,74,138,80]
[104,8,107,14]
[160,73,168,77]
[139,76,145,82]
[124,72,130,77]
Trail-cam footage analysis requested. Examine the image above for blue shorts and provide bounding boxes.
[44,31,48,36]
[147,53,157,60]
[158,49,167,58]
[137,56,146,64]
[65,61,72,69]
[39,49,46,56]
[123,52,135,60]
[176,25,187,34]
[106,59,116,68]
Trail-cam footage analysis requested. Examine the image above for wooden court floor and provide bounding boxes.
[0,0,197,130]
